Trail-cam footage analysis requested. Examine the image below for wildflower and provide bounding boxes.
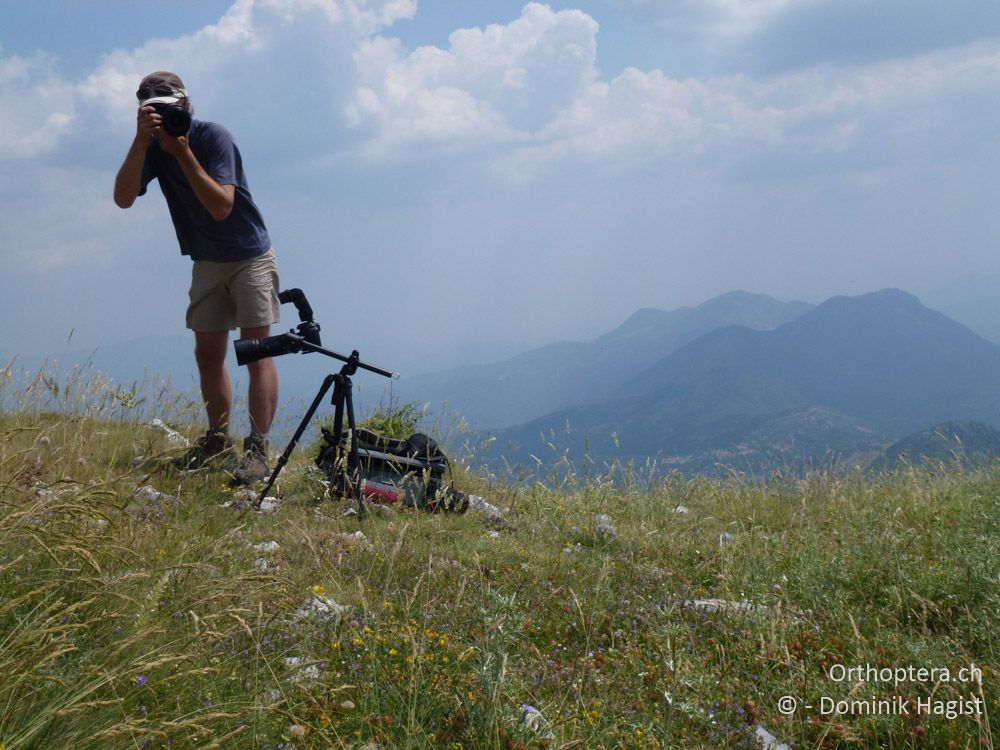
[389,648,398,656]
[155,548,166,560]
[311,584,326,595]
[136,675,148,687]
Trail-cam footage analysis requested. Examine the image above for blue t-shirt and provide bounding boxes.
[140,120,271,262]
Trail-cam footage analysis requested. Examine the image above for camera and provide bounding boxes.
[142,96,191,137]
[234,289,322,366]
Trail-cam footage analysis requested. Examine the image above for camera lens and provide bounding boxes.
[161,107,191,137]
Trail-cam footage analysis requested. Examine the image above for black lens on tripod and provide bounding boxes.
[234,335,295,365]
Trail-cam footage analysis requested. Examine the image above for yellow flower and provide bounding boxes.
[155,548,166,560]
[311,584,326,595]
[388,648,398,656]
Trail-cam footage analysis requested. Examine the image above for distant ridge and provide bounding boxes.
[488,289,1000,475]
[868,421,1000,472]
[398,291,812,429]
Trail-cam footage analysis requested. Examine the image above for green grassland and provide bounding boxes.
[0,368,997,749]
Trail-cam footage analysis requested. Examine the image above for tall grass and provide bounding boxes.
[0,366,997,748]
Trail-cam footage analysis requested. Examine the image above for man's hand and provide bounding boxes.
[136,105,161,144]
[157,130,190,158]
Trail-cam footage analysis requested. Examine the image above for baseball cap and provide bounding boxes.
[136,71,187,100]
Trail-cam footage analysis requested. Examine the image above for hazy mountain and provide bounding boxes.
[868,421,1000,472]
[488,289,1000,475]
[398,291,813,429]
[919,273,1000,344]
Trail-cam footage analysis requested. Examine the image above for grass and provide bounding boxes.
[0,365,997,749]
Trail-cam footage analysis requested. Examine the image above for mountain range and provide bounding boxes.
[399,291,813,429]
[418,289,1000,476]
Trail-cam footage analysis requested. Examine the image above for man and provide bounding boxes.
[114,71,279,483]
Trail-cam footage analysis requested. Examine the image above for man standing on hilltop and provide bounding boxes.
[113,71,279,484]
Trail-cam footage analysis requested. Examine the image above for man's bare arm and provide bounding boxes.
[114,106,159,208]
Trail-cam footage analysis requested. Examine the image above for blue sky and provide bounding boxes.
[2,0,1000,374]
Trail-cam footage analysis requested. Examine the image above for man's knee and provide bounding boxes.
[246,356,277,382]
[194,334,228,372]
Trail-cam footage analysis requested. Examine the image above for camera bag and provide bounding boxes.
[316,428,468,513]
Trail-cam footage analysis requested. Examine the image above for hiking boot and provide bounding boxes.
[172,428,234,470]
[232,434,271,484]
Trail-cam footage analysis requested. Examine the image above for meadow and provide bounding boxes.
[0,364,996,749]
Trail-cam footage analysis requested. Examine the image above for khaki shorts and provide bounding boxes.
[186,248,281,332]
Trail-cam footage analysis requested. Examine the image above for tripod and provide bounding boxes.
[251,340,395,516]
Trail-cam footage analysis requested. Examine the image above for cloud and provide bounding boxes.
[347,2,599,149]
[347,4,1000,181]
[0,52,77,160]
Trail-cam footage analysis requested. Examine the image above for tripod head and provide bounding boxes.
[232,288,395,380]
[233,288,323,366]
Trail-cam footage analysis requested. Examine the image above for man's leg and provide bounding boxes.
[194,330,232,429]
[240,325,278,435]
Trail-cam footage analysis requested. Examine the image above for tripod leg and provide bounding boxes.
[343,378,365,521]
[327,375,355,502]
[254,373,335,509]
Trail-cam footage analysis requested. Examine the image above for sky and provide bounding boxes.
[3,0,1000,377]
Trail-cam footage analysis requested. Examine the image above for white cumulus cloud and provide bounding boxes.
[347,2,599,149]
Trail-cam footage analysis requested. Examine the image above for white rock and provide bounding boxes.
[673,505,689,514]
[257,497,280,513]
[686,599,764,615]
[283,656,321,684]
[755,724,790,750]
[254,557,270,572]
[134,485,177,503]
[331,530,367,544]
[293,594,351,626]
[468,494,503,519]
[593,514,617,539]
[251,541,280,554]
[151,418,189,447]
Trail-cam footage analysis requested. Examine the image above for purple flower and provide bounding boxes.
[137,675,148,687]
